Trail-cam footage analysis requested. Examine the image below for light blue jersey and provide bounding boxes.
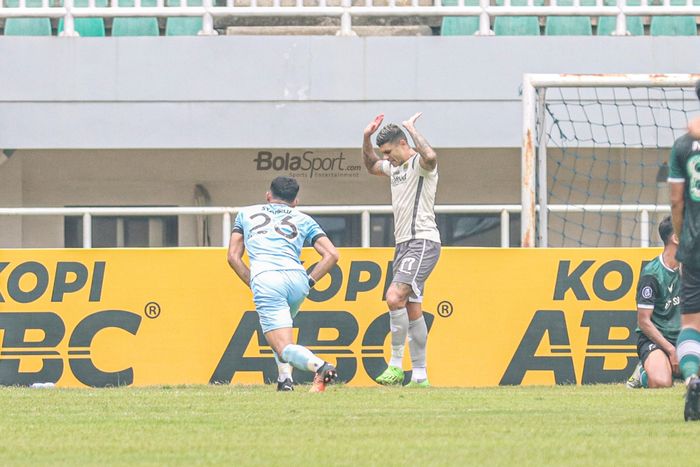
[233,203,326,281]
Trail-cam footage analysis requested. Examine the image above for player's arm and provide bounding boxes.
[670,182,685,239]
[402,112,437,172]
[307,236,339,286]
[227,231,251,287]
[363,114,387,176]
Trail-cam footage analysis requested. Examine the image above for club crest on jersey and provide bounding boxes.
[641,286,653,300]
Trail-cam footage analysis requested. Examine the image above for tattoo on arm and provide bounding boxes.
[363,135,382,172]
[405,127,436,167]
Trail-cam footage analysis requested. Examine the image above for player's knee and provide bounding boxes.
[647,372,673,388]
[386,290,406,310]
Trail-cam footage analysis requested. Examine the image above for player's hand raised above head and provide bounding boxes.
[364,114,384,136]
[402,112,422,130]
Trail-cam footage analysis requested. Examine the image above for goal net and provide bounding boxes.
[521,74,700,248]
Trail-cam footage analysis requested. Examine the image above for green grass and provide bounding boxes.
[0,384,693,466]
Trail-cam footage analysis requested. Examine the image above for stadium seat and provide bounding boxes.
[545,0,593,35]
[650,0,698,36]
[165,17,202,35]
[493,0,542,36]
[596,16,643,36]
[165,0,202,36]
[597,0,643,36]
[440,0,480,36]
[57,18,106,36]
[3,0,51,36]
[4,18,52,35]
[112,0,160,36]
[650,16,697,36]
[57,0,106,36]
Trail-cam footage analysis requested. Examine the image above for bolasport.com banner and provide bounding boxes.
[0,248,656,387]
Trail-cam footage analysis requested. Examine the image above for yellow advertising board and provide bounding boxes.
[0,248,656,387]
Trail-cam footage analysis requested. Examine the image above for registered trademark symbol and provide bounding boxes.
[144,302,161,319]
[437,301,453,318]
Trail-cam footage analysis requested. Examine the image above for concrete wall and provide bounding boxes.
[1,36,699,149]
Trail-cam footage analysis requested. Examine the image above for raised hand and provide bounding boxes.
[402,112,422,130]
[364,114,384,136]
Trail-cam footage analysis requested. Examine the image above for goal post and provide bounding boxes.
[521,73,700,248]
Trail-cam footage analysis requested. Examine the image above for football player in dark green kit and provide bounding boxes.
[668,80,700,420]
[627,216,680,389]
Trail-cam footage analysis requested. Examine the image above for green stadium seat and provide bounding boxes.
[493,17,540,36]
[650,0,698,36]
[545,0,593,35]
[493,0,542,36]
[650,16,697,36]
[597,0,643,36]
[57,0,106,36]
[112,0,159,36]
[4,18,52,35]
[165,18,202,35]
[596,16,644,36]
[3,0,51,36]
[165,0,203,35]
[58,18,106,36]
[440,0,480,36]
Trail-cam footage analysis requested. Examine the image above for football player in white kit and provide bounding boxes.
[362,112,441,387]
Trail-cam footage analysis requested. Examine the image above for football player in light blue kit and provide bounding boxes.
[227,176,340,392]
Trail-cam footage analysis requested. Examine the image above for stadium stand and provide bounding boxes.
[2,0,700,37]
[492,0,543,36]
[596,0,643,35]
[544,0,594,36]
[3,0,51,36]
[112,0,160,36]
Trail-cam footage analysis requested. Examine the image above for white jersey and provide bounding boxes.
[381,154,441,244]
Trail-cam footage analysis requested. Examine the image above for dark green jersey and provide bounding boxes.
[635,255,681,342]
[669,133,700,267]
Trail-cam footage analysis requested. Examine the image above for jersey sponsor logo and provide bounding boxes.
[391,173,408,186]
[641,286,654,300]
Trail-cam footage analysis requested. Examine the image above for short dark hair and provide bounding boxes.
[270,176,299,203]
[658,215,674,245]
[376,124,408,147]
[695,79,700,101]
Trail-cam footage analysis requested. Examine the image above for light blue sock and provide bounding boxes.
[281,344,324,373]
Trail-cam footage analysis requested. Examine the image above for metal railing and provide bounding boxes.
[2,0,700,36]
[0,203,671,247]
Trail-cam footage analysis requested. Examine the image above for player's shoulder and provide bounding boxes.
[239,204,266,216]
[640,256,666,278]
[673,133,697,153]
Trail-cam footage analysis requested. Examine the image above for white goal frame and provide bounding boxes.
[521,73,700,248]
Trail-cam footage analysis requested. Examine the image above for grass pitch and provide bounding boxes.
[0,384,692,466]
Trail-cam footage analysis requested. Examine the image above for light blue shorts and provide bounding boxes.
[250,269,310,334]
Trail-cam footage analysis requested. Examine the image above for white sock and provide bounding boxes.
[389,308,409,368]
[412,367,427,381]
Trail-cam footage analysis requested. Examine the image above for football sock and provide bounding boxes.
[677,327,700,379]
[389,308,409,368]
[281,344,324,373]
[273,351,293,382]
[408,316,428,381]
[640,368,648,388]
